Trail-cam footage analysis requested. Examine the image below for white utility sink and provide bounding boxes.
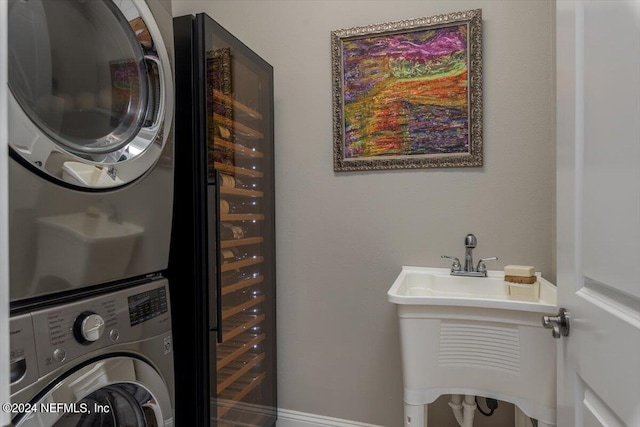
[388,266,558,427]
[388,266,556,312]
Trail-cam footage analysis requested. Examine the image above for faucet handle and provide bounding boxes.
[476,257,498,273]
[441,255,462,272]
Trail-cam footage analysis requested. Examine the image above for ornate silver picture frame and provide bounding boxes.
[332,9,483,171]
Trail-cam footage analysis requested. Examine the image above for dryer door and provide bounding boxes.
[13,357,173,427]
[7,0,173,190]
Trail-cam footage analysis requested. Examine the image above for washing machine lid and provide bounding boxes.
[7,0,173,190]
[13,356,173,427]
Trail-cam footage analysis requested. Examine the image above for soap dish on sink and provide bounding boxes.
[506,280,540,302]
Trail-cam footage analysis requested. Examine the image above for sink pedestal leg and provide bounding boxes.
[404,403,426,427]
[515,405,555,427]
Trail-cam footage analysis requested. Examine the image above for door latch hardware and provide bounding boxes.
[542,307,571,339]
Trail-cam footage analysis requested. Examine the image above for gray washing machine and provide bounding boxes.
[9,279,174,427]
[7,0,174,302]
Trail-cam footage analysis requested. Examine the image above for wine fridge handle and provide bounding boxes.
[214,168,223,344]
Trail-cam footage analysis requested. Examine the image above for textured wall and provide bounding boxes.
[171,1,556,425]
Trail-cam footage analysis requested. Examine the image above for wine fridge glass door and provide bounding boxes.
[201,13,276,426]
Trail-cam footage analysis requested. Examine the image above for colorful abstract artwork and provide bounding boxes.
[332,10,483,171]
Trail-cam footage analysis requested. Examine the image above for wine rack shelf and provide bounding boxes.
[222,295,265,320]
[220,256,264,272]
[222,314,265,343]
[217,333,266,370]
[221,275,264,296]
[219,187,264,198]
[220,213,265,221]
[213,137,264,159]
[216,372,266,418]
[214,113,264,139]
[214,162,264,178]
[214,89,263,120]
[220,237,263,249]
[217,353,266,394]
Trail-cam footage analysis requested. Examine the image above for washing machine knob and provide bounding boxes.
[74,312,105,344]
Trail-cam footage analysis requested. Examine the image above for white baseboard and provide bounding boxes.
[277,409,386,427]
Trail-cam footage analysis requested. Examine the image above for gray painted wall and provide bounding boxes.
[171,1,556,425]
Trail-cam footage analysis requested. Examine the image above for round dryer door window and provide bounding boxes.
[7,0,173,189]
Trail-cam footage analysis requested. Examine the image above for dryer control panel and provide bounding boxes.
[21,279,171,379]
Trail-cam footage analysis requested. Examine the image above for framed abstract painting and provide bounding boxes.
[332,9,483,171]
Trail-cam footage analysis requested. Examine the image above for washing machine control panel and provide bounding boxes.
[30,279,171,377]
[127,286,168,326]
[73,311,106,344]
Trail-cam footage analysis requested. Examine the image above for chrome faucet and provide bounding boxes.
[464,233,477,272]
[442,234,498,277]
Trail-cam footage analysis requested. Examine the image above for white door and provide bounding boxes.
[556,0,640,426]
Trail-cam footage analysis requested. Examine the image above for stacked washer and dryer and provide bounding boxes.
[6,0,176,426]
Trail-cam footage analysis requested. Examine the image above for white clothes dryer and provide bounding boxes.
[7,0,175,302]
[9,279,175,427]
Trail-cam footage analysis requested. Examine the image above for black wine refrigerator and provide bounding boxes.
[168,12,276,427]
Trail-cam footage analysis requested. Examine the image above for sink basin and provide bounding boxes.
[388,266,558,426]
[388,266,556,313]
